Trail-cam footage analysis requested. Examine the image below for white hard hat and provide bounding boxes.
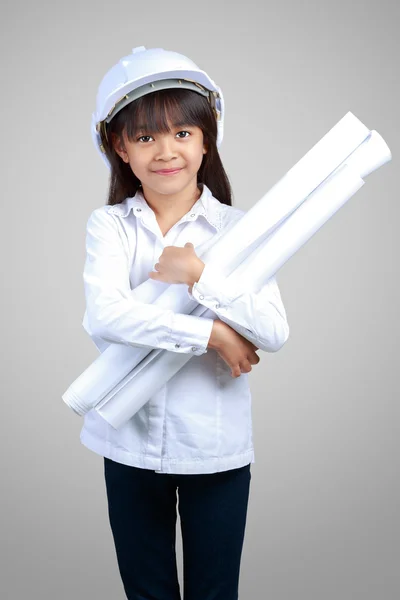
[91,46,225,170]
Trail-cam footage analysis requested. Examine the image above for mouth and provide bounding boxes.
[153,168,183,175]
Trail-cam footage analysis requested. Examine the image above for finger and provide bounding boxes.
[231,365,241,378]
[148,271,157,279]
[240,359,252,374]
[249,353,260,365]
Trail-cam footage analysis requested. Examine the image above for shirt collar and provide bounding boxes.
[107,183,224,231]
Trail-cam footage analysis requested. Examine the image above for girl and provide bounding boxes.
[82,46,290,600]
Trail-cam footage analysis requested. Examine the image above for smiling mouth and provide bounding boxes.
[154,168,183,175]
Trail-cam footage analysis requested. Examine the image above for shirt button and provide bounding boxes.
[215,303,220,309]
[190,213,195,217]
[191,347,198,352]
[136,208,142,212]
[199,295,204,300]
[175,343,180,348]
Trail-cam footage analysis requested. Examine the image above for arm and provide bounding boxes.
[82,207,214,356]
[187,262,290,353]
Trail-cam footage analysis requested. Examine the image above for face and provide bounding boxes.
[112,118,207,197]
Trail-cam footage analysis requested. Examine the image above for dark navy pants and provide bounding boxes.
[104,457,252,600]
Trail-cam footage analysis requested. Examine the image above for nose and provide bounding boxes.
[154,135,179,161]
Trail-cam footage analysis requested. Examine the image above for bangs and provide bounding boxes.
[123,89,205,141]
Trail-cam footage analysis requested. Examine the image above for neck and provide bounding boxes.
[140,180,202,221]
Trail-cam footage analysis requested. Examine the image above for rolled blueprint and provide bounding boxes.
[62,112,392,426]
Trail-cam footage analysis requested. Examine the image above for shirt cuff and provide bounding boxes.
[166,313,215,356]
[187,262,237,310]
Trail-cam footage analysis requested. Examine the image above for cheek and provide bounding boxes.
[128,153,147,171]
[188,147,206,166]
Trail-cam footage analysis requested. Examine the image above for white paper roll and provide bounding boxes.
[96,163,365,427]
[62,114,391,426]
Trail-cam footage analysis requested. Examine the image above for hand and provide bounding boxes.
[148,242,205,286]
[208,320,260,378]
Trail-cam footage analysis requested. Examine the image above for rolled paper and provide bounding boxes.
[62,114,391,425]
[97,163,364,427]
[96,129,391,428]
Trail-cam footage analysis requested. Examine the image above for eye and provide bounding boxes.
[136,135,153,143]
[136,130,191,143]
[176,130,191,138]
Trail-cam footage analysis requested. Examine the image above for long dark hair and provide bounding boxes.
[102,87,233,207]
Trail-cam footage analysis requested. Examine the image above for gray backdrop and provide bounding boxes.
[2,0,399,598]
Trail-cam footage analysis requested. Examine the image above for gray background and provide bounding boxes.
[1,0,398,598]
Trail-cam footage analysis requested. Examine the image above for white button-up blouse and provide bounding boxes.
[80,183,290,474]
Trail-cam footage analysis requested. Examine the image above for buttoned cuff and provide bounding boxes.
[187,263,237,310]
[167,313,215,356]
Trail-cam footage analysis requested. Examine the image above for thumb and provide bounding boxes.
[185,242,194,249]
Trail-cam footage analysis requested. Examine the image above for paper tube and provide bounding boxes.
[96,164,365,427]
[96,129,391,429]
[62,113,391,425]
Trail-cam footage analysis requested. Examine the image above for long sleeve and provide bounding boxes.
[82,208,214,356]
[187,262,290,353]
